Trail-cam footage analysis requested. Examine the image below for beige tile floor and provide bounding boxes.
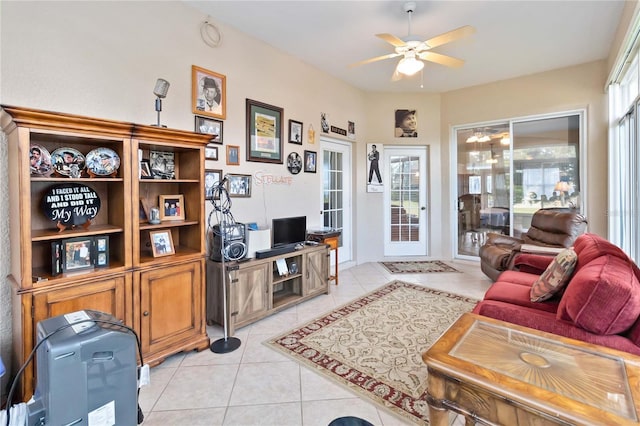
[139,260,492,426]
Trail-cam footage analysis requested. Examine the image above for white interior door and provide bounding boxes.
[320,137,352,264]
[384,146,428,256]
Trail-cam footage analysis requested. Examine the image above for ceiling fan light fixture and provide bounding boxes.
[397,56,424,76]
[478,135,491,143]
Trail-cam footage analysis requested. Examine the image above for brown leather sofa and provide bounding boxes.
[479,208,588,281]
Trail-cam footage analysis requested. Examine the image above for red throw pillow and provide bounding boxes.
[530,248,577,302]
[558,255,640,335]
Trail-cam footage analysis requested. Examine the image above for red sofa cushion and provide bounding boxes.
[484,282,559,313]
[573,233,635,274]
[558,255,640,335]
[495,270,540,286]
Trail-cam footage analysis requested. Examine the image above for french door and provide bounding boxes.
[383,146,428,256]
[320,137,352,264]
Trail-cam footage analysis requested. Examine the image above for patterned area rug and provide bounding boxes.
[265,280,478,425]
[380,260,461,274]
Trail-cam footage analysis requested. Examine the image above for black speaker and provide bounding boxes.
[209,223,247,261]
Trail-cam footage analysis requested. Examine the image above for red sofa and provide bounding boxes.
[473,233,640,355]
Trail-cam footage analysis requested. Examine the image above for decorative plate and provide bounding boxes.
[287,152,302,175]
[85,147,120,176]
[29,144,53,176]
[51,147,86,177]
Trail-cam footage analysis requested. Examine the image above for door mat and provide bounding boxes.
[380,260,461,274]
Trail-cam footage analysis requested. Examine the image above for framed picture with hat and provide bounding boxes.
[394,109,418,138]
[192,65,226,119]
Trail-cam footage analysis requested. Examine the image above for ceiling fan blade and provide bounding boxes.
[391,63,403,81]
[349,52,401,68]
[424,25,475,49]
[376,33,407,48]
[418,51,465,68]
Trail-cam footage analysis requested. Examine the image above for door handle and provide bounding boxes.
[421,206,426,210]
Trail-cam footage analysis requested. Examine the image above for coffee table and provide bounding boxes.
[422,313,640,425]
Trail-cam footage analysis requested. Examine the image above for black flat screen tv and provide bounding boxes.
[272,216,307,247]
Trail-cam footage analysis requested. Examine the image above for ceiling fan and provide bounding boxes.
[350,1,475,81]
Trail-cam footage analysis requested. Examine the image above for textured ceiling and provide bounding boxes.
[185,1,625,93]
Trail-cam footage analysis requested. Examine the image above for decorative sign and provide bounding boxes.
[331,126,347,136]
[42,183,101,231]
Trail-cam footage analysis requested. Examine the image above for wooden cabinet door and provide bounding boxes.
[33,275,129,325]
[304,248,328,296]
[230,262,269,328]
[138,260,205,356]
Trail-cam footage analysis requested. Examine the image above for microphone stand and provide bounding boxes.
[210,179,241,354]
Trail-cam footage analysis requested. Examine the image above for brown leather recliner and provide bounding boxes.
[479,208,588,281]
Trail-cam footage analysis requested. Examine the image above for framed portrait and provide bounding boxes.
[227,145,240,166]
[205,145,218,160]
[304,150,317,173]
[288,119,303,144]
[61,237,95,273]
[139,159,152,179]
[394,109,418,138]
[149,150,175,180]
[149,230,175,257]
[348,121,355,140]
[159,194,185,221]
[195,116,223,144]
[246,99,283,163]
[366,143,383,193]
[205,169,222,200]
[192,65,226,119]
[226,174,252,198]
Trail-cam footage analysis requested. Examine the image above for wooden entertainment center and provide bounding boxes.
[2,106,211,400]
[206,244,330,335]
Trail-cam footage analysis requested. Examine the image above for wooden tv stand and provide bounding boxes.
[206,244,329,335]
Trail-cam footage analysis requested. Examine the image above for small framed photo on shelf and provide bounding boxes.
[227,145,240,165]
[205,169,222,200]
[95,235,109,267]
[192,65,226,120]
[227,174,252,197]
[159,194,185,221]
[149,150,175,180]
[304,150,317,173]
[149,230,175,257]
[288,119,303,144]
[139,159,152,179]
[205,145,218,160]
[195,116,223,144]
[61,237,95,273]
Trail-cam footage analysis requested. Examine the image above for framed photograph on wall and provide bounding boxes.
[205,169,222,200]
[192,65,226,119]
[246,99,283,163]
[195,116,223,144]
[159,194,185,221]
[227,174,252,197]
[304,150,317,173]
[288,119,303,144]
[227,145,240,165]
[149,230,175,257]
[205,145,218,160]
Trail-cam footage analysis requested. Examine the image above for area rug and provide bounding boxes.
[265,280,478,425]
[380,260,461,274]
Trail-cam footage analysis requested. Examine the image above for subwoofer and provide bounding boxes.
[209,223,247,261]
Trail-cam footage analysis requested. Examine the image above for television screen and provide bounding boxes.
[272,216,307,247]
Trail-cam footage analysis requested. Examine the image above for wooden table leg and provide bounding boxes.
[426,370,449,426]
